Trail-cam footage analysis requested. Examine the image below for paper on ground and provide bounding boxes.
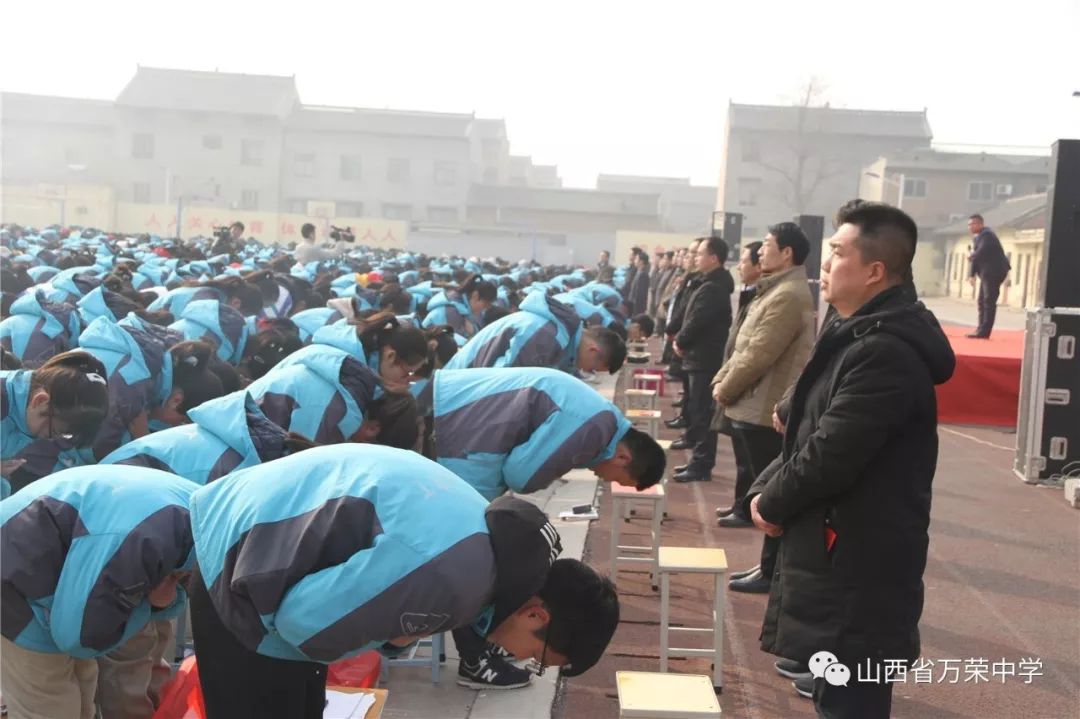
[325,690,377,718]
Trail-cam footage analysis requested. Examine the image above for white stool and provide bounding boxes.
[658,547,728,691]
[627,341,649,354]
[610,483,665,590]
[633,373,664,395]
[625,408,662,438]
[624,388,658,412]
[616,671,721,718]
[380,633,446,684]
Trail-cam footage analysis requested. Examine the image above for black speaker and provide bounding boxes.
[1041,139,1080,308]
[723,212,743,261]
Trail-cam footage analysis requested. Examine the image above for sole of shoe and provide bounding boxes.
[456,678,532,690]
[728,565,760,580]
[729,581,770,594]
[793,680,813,699]
[775,664,812,680]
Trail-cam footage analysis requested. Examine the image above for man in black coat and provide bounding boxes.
[745,203,956,718]
[663,240,703,426]
[671,236,734,481]
[627,252,650,316]
[966,213,1011,338]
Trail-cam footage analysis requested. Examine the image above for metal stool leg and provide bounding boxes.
[713,573,724,690]
[609,498,621,579]
[660,571,670,672]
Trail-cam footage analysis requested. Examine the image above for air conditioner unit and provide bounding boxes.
[996,184,1014,196]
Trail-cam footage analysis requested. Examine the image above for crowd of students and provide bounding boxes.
[0,224,665,719]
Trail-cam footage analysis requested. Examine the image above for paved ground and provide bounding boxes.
[922,296,1026,331]
[556,355,1080,719]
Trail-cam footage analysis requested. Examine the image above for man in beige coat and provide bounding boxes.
[710,222,815,593]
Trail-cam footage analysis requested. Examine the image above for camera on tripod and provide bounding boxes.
[330,225,356,243]
[212,225,232,242]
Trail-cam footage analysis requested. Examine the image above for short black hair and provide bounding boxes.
[536,558,619,678]
[367,392,420,450]
[301,223,315,240]
[701,236,728,262]
[629,313,655,338]
[843,202,918,283]
[834,198,868,230]
[767,222,811,265]
[230,221,245,233]
[969,214,984,222]
[584,326,626,374]
[620,426,666,490]
[744,240,763,265]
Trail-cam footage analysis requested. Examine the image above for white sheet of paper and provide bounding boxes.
[324,690,378,719]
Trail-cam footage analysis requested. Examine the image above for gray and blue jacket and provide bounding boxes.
[244,342,379,443]
[147,285,226,318]
[0,292,82,368]
[553,292,619,329]
[433,367,631,500]
[101,391,296,485]
[422,290,478,338]
[1,465,195,657]
[444,291,582,372]
[189,444,494,662]
[169,299,249,365]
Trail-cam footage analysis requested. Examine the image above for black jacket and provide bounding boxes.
[969,228,1011,281]
[627,267,650,316]
[745,286,956,668]
[674,266,734,372]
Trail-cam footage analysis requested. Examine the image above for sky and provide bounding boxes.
[2,0,1078,188]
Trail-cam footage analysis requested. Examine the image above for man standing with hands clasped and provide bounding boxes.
[743,203,955,718]
[966,213,1011,338]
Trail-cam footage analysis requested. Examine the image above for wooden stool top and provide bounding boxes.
[612,482,665,498]
[625,409,662,419]
[635,373,664,381]
[627,353,651,364]
[625,388,658,396]
[616,671,721,718]
[656,439,673,451]
[658,547,728,573]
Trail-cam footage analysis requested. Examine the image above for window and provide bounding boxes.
[241,139,264,167]
[737,177,761,207]
[337,201,364,217]
[340,155,363,181]
[133,182,151,203]
[387,158,410,184]
[383,203,412,220]
[968,181,993,202]
[741,139,760,162]
[287,199,308,214]
[902,177,927,198]
[132,133,154,159]
[202,134,222,150]
[434,161,457,187]
[428,206,458,223]
[294,153,316,178]
[240,189,259,211]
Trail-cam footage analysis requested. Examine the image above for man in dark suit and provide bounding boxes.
[966,214,1011,338]
[627,252,650,316]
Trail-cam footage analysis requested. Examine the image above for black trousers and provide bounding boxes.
[976,276,1003,337]
[189,565,327,719]
[813,675,893,718]
[452,625,487,664]
[685,370,718,474]
[733,424,783,574]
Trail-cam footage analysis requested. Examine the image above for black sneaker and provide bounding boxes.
[793,673,815,699]
[457,648,532,690]
[774,658,810,679]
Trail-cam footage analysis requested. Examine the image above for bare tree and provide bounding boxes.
[752,77,847,214]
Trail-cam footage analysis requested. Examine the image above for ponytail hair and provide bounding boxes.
[103,289,174,326]
[458,273,497,303]
[424,325,459,373]
[243,327,303,380]
[29,350,110,446]
[353,311,428,366]
[169,341,226,415]
[188,276,263,315]
[241,269,280,305]
[378,283,413,315]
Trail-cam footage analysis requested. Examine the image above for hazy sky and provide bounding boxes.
[2,0,1078,188]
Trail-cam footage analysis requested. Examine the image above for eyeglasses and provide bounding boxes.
[524,620,552,677]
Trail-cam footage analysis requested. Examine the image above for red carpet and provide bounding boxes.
[935,326,1023,427]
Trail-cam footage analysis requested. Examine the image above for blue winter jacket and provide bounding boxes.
[433,367,631,500]
[444,292,582,372]
[101,391,296,485]
[147,285,226,317]
[290,307,344,343]
[169,299,249,365]
[421,290,479,338]
[188,444,494,662]
[1,370,83,496]
[77,317,179,460]
[553,292,620,329]
[0,292,82,368]
[41,267,101,304]
[0,465,195,657]
[244,343,379,443]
